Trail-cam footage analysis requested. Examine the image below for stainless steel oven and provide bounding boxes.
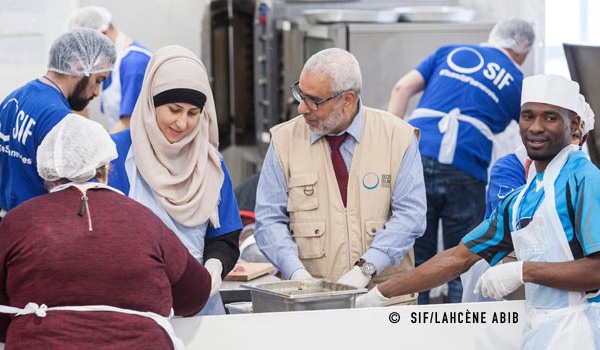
[204,0,510,183]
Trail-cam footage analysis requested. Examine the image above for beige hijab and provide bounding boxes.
[130,45,223,227]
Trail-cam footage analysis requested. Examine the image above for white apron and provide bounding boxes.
[0,303,184,350]
[125,148,226,316]
[101,32,152,129]
[410,107,495,165]
[510,145,600,349]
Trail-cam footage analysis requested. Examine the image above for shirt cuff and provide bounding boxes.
[362,248,393,276]
[280,257,305,280]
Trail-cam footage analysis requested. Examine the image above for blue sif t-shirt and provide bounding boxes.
[410,44,523,182]
[0,79,71,211]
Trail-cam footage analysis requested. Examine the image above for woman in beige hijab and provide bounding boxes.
[108,45,242,316]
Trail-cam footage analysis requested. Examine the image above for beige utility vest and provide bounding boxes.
[271,107,419,304]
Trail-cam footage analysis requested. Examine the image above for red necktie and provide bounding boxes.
[325,133,349,207]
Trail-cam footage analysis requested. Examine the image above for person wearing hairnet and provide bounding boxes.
[108,45,242,316]
[68,6,151,132]
[0,28,116,216]
[386,18,536,304]
[359,74,600,349]
[0,114,211,349]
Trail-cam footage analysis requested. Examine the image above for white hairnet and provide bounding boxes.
[37,114,118,183]
[521,74,595,134]
[67,6,112,32]
[48,28,116,77]
[487,18,535,55]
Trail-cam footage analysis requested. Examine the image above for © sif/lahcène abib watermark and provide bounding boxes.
[388,309,519,324]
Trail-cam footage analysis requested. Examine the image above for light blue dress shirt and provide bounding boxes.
[254,103,427,279]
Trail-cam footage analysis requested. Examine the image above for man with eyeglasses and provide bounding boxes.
[254,48,426,305]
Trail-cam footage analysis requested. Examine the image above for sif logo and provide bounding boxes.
[446,47,514,90]
[1,98,36,145]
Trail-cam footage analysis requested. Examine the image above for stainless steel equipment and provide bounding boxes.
[242,280,367,313]
[563,43,600,167]
[204,0,498,182]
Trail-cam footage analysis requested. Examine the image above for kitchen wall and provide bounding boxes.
[0,0,544,124]
[0,0,209,125]
[460,0,545,74]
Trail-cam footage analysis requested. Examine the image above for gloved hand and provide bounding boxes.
[290,268,313,281]
[204,258,223,297]
[355,286,389,308]
[337,266,371,288]
[474,261,524,299]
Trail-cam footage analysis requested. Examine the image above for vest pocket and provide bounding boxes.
[290,221,325,259]
[287,173,318,212]
[364,219,387,248]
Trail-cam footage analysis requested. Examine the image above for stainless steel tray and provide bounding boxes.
[242,280,367,313]
[303,9,400,24]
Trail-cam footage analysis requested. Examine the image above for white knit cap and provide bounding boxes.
[521,74,595,134]
[37,114,118,183]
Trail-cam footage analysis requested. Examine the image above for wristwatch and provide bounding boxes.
[355,258,376,278]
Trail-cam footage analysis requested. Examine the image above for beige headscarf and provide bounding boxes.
[130,45,223,227]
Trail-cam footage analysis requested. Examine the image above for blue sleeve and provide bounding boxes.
[415,47,443,82]
[205,160,243,239]
[254,142,304,279]
[462,190,519,265]
[571,163,600,256]
[485,154,526,218]
[108,129,132,194]
[119,51,150,117]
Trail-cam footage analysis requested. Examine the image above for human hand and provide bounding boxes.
[474,261,524,299]
[337,266,371,288]
[355,286,389,308]
[204,258,223,297]
[290,268,313,281]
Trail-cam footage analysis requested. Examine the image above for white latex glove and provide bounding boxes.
[474,261,524,299]
[290,268,313,281]
[204,258,223,297]
[337,266,371,288]
[355,286,389,308]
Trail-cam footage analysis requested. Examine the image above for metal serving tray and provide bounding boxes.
[241,280,367,313]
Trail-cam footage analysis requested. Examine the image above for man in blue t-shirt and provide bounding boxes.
[0,28,116,214]
[68,6,151,132]
[387,18,536,304]
[360,74,600,349]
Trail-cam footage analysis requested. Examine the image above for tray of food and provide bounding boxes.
[241,279,367,313]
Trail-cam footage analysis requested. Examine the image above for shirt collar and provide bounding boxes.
[310,100,363,144]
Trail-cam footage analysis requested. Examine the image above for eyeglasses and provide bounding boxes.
[291,81,347,111]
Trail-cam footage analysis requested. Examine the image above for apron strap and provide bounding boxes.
[0,303,185,350]
[410,107,494,164]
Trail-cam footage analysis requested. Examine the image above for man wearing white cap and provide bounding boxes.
[387,18,536,304]
[68,6,152,132]
[460,75,596,303]
[358,74,600,349]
